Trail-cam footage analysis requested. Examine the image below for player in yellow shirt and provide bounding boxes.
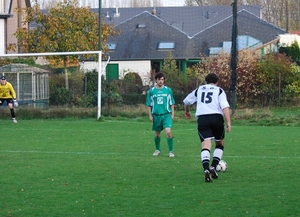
[0,76,18,123]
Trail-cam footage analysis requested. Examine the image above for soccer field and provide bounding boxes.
[1,119,299,216]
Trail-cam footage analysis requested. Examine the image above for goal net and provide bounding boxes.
[0,51,103,119]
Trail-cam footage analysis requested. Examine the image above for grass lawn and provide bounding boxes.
[1,118,299,216]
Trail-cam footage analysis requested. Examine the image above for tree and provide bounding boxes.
[256,53,293,106]
[290,41,300,61]
[185,0,300,32]
[279,40,300,62]
[190,50,261,106]
[160,52,187,93]
[34,0,163,9]
[10,0,117,89]
[185,0,235,6]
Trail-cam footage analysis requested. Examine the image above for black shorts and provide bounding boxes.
[197,114,225,142]
[0,98,13,106]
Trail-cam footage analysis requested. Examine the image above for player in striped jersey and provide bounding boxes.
[183,73,231,182]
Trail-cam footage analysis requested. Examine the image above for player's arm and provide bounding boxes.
[171,104,175,120]
[9,83,17,99]
[183,89,197,119]
[184,104,191,119]
[219,88,231,132]
[147,106,153,122]
[223,107,231,132]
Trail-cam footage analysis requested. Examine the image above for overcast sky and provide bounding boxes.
[162,0,185,6]
[103,0,186,8]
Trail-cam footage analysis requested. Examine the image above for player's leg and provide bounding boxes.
[201,140,212,182]
[197,115,213,182]
[211,140,224,169]
[209,140,223,179]
[153,131,161,156]
[8,99,17,123]
[207,115,225,178]
[152,115,162,156]
[163,114,174,157]
[210,115,226,174]
[201,139,212,170]
[165,128,174,157]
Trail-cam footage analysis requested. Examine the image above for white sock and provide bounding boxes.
[213,148,223,161]
[201,149,210,163]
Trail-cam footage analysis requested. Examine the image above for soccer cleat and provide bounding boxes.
[204,170,212,183]
[12,118,17,123]
[168,152,175,158]
[152,150,161,156]
[210,166,218,179]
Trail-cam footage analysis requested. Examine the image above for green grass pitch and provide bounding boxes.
[1,119,299,216]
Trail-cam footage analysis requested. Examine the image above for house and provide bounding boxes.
[279,33,300,47]
[2,5,288,86]
[0,0,31,54]
[82,6,286,85]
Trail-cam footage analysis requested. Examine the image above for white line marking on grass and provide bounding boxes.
[0,150,137,155]
[225,155,300,159]
[1,150,300,159]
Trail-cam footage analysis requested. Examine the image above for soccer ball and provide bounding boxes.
[216,160,227,172]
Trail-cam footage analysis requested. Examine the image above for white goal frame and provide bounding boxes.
[0,51,103,119]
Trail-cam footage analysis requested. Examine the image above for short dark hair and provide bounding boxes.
[205,73,218,84]
[155,72,165,80]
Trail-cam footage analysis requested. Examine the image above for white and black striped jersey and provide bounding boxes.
[183,84,230,117]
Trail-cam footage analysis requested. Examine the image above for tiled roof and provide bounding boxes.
[107,9,286,60]
[98,5,261,37]
[28,5,286,60]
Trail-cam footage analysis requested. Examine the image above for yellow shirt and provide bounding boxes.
[0,81,16,99]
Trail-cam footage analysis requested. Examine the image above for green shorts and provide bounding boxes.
[152,113,172,132]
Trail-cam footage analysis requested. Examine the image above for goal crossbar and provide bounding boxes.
[0,51,103,119]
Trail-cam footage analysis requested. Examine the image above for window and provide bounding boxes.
[108,43,117,50]
[158,42,175,50]
[137,24,146,28]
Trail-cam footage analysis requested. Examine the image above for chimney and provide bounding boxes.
[114,7,120,17]
[152,7,156,16]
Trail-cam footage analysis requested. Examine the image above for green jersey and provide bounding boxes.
[146,85,175,115]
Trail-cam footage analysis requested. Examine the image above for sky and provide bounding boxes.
[162,0,185,6]
[103,0,186,8]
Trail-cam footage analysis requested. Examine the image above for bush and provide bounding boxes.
[49,87,72,106]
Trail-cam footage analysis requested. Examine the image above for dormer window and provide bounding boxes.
[108,43,117,50]
[158,42,175,50]
[137,24,146,28]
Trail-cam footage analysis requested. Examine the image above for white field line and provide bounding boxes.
[0,150,299,159]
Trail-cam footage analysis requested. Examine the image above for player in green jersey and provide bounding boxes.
[146,72,175,157]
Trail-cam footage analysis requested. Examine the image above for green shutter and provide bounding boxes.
[106,64,119,81]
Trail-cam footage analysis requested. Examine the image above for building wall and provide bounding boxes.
[0,19,5,54]
[279,34,300,46]
[81,60,152,86]
[6,0,28,54]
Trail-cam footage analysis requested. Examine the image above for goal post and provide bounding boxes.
[0,51,103,119]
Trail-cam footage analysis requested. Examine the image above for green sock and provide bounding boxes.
[167,137,174,152]
[154,137,161,151]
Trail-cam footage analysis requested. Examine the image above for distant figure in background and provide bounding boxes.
[146,72,175,157]
[183,73,231,182]
[0,76,18,123]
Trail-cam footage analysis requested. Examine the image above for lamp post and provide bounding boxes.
[230,0,238,114]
